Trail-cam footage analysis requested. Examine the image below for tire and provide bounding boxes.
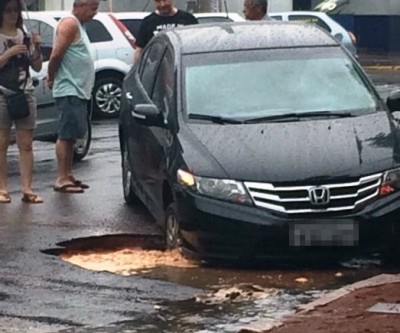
[73,115,91,162]
[165,203,182,249]
[92,76,123,119]
[122,143,139,205]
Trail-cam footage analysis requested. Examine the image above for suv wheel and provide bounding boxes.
[165,203,182,249]
[92,76,122,119]
[73,115,92,162]
[122,143,139,204]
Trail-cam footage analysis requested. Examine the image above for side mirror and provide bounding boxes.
[132,104,163,126]
[334,33,343,42]
[386,89,400,113]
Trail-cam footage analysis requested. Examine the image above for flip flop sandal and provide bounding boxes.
[0,192,11,204]
[21,193,43,204]
[73,179,90,189]
[54,184,84,193]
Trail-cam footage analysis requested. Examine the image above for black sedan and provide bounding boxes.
[119,21,400,262]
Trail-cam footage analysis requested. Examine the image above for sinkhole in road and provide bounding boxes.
[43,234,200,275]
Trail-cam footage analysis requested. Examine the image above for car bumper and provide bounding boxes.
[175,189,400,261]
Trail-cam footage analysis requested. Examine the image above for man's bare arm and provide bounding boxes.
[47,18,79,88]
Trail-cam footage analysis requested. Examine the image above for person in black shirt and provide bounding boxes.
[134,0,198,63]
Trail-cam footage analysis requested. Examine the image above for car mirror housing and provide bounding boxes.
[132,104,164,127]
[386,89,400,113]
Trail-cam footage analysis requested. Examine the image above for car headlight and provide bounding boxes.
[177,169,252,205]
[380,168,400,196]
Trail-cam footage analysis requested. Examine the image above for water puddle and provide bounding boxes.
[61,248,198,275]
[50,235,399,333]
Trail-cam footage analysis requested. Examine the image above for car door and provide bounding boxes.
[142,46,176,220]
[124,41,166,220]
[24,17,58,138]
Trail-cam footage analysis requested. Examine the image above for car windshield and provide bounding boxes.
[182,47,377,122]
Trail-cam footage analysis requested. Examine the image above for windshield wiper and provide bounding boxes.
[244,111,355,123]
[189,114,243,124]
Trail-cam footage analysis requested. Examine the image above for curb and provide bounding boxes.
[362,65,400,71]
[239,274,400,333]
[295,273,400,315]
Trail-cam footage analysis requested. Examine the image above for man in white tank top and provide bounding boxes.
[47,0,98,194]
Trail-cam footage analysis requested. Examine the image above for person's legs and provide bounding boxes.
[15,129,34,194]
[54,96,86,193]
[55,137,75,186]
[0,129,10,202]
[16,129,43,203]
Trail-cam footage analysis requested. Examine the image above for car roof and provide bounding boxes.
[111,11,245,21]
[194,12,245,21]
[23,11,113,20]
[270,11,330,17]
[161,21,339,54]
[111,11,150,19]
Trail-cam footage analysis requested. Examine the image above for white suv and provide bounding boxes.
[23,11,136,119]
[113,11,245,42]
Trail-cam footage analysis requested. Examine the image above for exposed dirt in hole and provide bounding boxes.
[61,248,199,275]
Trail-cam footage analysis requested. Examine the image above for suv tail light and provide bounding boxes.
[348,31,357,45]
[109,14,136,49]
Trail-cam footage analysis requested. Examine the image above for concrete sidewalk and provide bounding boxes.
[358,52,400,70]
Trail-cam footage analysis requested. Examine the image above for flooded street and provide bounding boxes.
[54,233,398,333]
[1,80,399,332]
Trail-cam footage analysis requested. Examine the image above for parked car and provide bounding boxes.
[23,11,135,119]
[270,11,357,57]
[119,20,400,262]
[112,11,245,43]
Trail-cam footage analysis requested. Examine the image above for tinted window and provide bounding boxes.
[85,20,112,43]
[152,49,174,118]
[140,42,165,96]
[270,15,282,21]
[119,19,142,38]
[24,19,54,61]
[197,17,233,24]
[288,15,331,32]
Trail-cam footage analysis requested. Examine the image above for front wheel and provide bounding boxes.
[122,142,139,205]
[73,115,91,162]
[165,203,182,249]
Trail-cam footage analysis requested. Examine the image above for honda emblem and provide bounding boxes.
[308,186,330,205]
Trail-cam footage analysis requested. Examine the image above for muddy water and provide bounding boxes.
[59,243,397,333]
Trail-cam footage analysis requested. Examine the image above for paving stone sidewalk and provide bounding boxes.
[241,274,400,333]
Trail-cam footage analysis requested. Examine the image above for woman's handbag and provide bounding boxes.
[1,30,31,120]
[6,90,30,120]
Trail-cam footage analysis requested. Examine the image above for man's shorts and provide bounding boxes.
[55,96,88,140]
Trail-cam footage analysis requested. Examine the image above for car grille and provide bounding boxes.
[244,173,382,214]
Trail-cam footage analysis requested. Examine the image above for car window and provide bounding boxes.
[183,48,376,119]
[270,15,282,20]
[196,17,233,24]
[85,19,113,43]
[119,19,142,38]
[152,48,175,120]
[24,19,54,61]
[140,42,165,96]
[288,15,331,32]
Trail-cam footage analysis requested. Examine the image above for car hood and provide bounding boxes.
[180,112,400,183]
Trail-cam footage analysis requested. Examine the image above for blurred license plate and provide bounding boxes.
[289,220,359,247]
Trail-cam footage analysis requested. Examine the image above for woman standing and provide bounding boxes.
[0,0,43,203]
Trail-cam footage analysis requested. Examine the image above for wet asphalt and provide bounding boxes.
[0,70,400,333]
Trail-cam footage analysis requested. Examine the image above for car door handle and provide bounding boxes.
[126,92,133,100]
